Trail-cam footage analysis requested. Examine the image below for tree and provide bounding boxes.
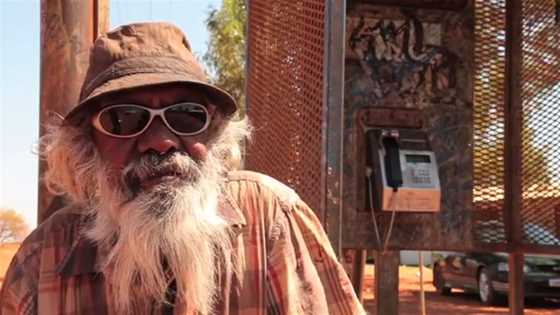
[0,209,29,244]
[204,0,247,116]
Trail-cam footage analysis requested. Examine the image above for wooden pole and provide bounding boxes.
[504,0,524,313]
[95,0,110,37]
[350,249,367,302]
[375,251,399,315]
[38,0,109,223]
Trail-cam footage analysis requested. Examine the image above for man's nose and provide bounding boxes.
[137,117,181,155]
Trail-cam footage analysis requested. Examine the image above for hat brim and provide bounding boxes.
[65,72,237,125]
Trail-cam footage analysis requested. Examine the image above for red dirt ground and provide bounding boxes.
[362,265,560,315]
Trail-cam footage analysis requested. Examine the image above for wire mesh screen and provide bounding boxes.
[520,0,560,247]
[245,0,325,213]
[472,0,508,245]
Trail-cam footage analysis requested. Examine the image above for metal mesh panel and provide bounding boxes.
[472,0,507,245]
[520,0,560,246]
[246,0,325,213]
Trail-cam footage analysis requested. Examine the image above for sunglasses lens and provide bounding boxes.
[98,106,150,136]
[164,103,208,134]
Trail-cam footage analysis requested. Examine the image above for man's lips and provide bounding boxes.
[138,171,185,189]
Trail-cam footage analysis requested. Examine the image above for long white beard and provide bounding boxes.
[86,151,232,315]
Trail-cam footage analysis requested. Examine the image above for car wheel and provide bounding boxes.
[478,268,497,305]
[433,265,452,295]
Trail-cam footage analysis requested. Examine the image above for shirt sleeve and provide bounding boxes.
[265,197,365,315]
[0,243,40,315]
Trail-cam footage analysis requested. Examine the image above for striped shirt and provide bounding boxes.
[0,171,365,315]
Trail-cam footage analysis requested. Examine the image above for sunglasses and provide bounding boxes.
[92,103,211,138]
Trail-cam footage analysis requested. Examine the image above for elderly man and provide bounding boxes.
[0,23,363,315]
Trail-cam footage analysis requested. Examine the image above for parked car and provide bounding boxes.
[433,252,560,305]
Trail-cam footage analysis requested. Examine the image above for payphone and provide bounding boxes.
[359,107,442,213]
[360,107,442,251]
[367,129,441,212]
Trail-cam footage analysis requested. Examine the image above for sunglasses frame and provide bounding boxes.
[92,102,211,138]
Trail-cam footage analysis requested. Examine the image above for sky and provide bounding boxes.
[0,0,221,228]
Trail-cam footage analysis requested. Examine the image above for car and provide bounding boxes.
[433,251,560,305]
[433,221,560,305]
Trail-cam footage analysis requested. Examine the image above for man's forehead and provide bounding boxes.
[98,84,210,107]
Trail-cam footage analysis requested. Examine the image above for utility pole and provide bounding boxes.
[38,0,109,223]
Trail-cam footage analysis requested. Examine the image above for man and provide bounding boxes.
[1,22,364,315]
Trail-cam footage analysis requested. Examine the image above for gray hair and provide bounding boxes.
[40,115,252,206]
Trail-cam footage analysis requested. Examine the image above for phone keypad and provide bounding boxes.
[411,169,432,185]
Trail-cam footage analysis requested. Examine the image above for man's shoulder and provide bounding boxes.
[225,170,301,206]
[29,205,84,237]
[14,205,85,262]
[1,205,84,295]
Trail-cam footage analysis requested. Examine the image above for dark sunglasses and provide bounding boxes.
[92,103,211,138]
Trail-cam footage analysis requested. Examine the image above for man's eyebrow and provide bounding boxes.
[169,94,211,105]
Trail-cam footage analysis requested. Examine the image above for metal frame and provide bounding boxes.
[504,0,523,256]
[357,0,468,10]
[322,0,347,256]
[505,2,525,311]
[244,0,252,120]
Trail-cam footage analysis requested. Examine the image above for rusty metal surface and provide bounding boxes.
[470,0,560,254]
[353,0,468,11]
[519,0,560,249]
[471,0,508,247]
[39,0,108,222]
[95,0,110,36]
[471,0,560,254]
[358,108,424,129]
[505,1,525,312]
[342,4,474,250]
[509,253,525,315]
[245,0,560,255]
[245,0,326,217]
[322,0,347,253]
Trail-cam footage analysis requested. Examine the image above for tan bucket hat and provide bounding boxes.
[65,22,237,124]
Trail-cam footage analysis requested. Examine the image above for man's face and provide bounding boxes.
[91,85,218,191]
[82,85,233,314]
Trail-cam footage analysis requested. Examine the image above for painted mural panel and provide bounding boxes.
[343,4,473,250]
[347,16,455,109]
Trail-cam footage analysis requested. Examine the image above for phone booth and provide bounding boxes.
[246,0,474,250]
[341,2,473,251]
[246,0,560,313]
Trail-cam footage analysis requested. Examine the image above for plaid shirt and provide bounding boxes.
[1,171,364,315]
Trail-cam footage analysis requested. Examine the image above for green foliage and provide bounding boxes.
[204,0,247,117]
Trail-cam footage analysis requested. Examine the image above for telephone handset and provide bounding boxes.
[382,136,403,190]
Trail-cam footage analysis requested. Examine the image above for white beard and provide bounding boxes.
[85,151,232,315]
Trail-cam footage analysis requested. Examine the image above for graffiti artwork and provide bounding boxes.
[347,15,458,108]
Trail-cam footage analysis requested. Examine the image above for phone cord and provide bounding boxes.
[367,172,398,254]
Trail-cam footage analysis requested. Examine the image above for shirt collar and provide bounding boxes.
[57,196,246,277]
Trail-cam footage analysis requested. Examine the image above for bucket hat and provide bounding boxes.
[65,22,237,124]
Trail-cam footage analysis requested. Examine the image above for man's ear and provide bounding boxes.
[207,107,228,137]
